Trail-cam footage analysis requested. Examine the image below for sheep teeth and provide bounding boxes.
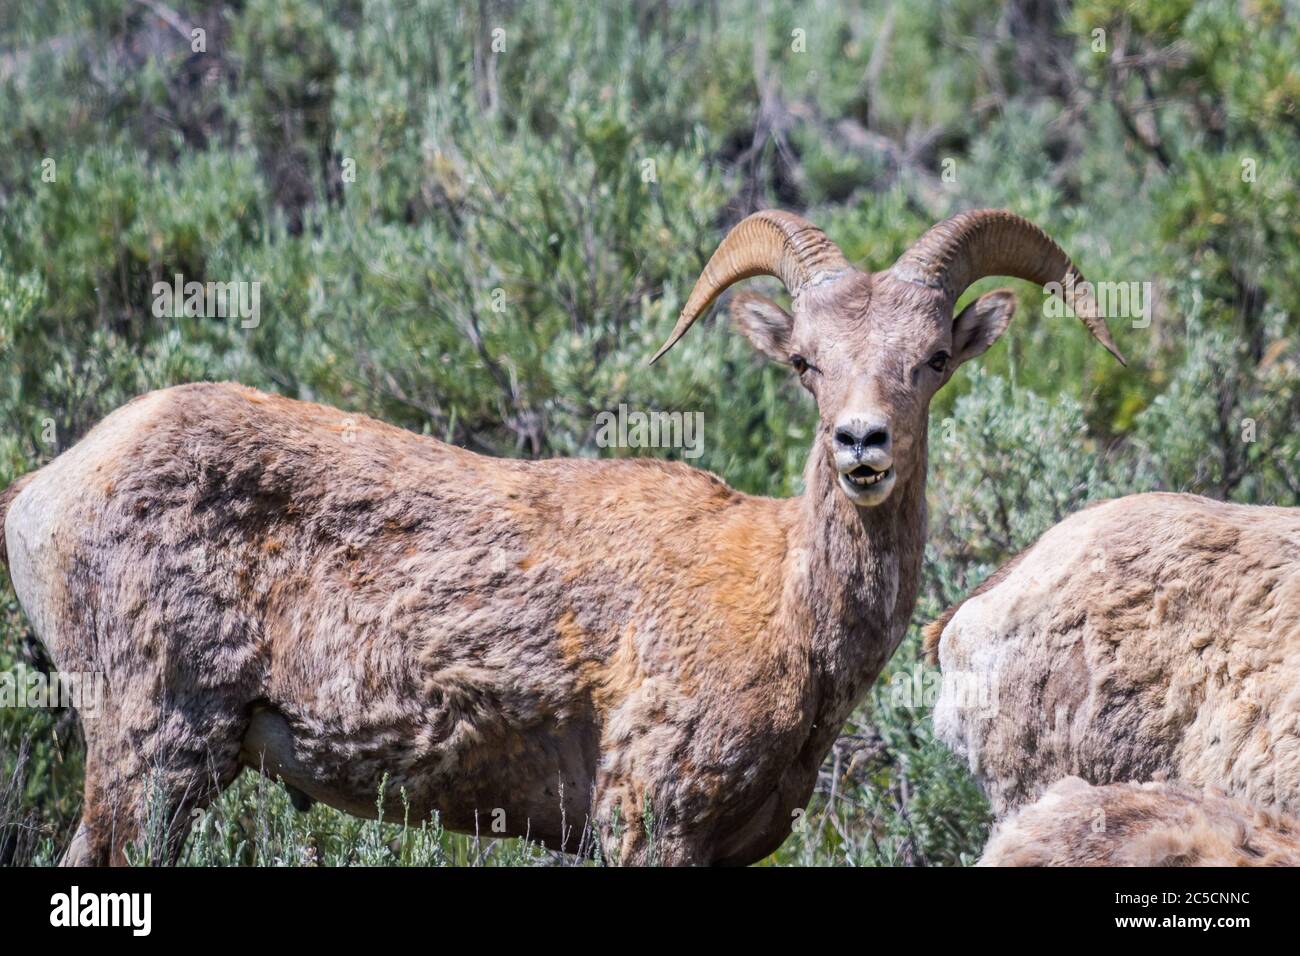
[844,467,889,487]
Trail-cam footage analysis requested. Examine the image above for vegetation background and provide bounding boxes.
[2,0,1298,866]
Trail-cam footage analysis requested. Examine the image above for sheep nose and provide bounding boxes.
[834,417,891,455]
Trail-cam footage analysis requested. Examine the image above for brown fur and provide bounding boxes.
[3,214,1110,866]
[979,776,1300,866]
[6,382,923,866]
[931,493,1300,818]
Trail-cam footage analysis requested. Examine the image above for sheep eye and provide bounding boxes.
[927,351,950,373]
[790,354,810,375]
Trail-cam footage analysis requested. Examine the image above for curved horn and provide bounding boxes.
[891,209,1126,365]
[649,210,850,364]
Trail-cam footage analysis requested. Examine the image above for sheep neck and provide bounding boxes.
[790,427,928,727]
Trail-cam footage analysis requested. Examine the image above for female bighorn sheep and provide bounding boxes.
[927,493,1300,820]
[1,209,1122,866]
[978,776,1300,867]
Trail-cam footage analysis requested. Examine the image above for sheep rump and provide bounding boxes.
[979,776,1300,866]
[929,492,1300,817]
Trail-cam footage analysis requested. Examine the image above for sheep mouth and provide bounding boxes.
[837,461,896,506]
[843,463,892,488]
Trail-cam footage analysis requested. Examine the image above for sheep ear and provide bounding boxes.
[729,292,794,362]
[952,289,1017,366]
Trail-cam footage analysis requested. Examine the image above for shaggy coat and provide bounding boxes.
[1,209,1122,865]
[979,776,1300,866]
[4,381,924,865]
[927,492,1300,818]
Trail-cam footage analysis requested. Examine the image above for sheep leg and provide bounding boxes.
[606,822,701,866]
[64,735,148,866]
[596,785,703,866]
[67,701,247,866]
[58,819,95,867]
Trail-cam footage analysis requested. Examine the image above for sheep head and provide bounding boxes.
[651,209,1126,508]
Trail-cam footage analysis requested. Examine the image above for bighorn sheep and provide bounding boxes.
[978,776,1300,866]
[1,209,1122,866]
[926,493,1300,819]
